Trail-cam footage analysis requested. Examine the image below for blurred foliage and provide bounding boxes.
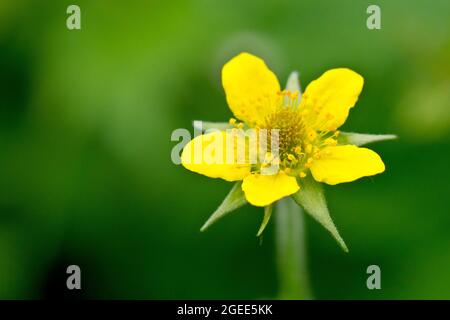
[0,0,449,299]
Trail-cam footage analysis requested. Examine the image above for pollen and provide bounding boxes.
[307,130,317,141]
[305,144,313,154]
[324,137,337,146]
[305,157,314,168]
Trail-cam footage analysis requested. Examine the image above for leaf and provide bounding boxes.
[292,175,348,252]
[338,132,397,146]
[193,120,233,132]
[257,205,273,236]
[200,181,247,232]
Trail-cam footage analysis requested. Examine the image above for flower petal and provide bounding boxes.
[242,172,299,207]
[310,145,385,185]
[222,52,281,127]
[300,68,364,131]
[181,131,251,181]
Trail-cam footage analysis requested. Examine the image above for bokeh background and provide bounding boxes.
[0,0,449,299]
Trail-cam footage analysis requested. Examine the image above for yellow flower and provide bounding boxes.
[181,52,385,207]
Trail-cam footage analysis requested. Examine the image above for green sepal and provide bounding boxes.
[257,204,273,237]
[193,120,233,132]
[200,181,247,232]
[285,71,302,106]
[285,71,301,94]
[292,175,348,252]
[338,132,397,146]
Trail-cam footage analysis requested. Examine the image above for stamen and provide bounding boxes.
[305,144,313,154]
[265,108,304,157]
[305,157,313,168]
[255,94,344,176]
[323,137,337,146]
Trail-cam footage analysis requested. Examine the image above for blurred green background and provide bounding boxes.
[0,0,449,299]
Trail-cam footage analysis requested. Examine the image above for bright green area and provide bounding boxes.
[0,0,449,299]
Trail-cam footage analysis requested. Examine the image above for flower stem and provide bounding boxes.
[275,197,312,299]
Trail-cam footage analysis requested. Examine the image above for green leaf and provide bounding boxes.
[291,175,348,252]
[257,205,273,236]
[200,181,247,232]
[338,132,397,146]
[193,120,233,132]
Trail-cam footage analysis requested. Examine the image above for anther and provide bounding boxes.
[305,144,313,154]
[324,138,337,146]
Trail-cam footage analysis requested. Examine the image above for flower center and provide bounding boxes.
[265,107,305,158]
[260,96,339,177]
[228,90,340,178]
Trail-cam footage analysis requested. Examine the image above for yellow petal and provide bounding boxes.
[310,145,385,185]
[300,68,364,131]
[181,131,251,181]
[242,172,299,207]
[222,52,281,127]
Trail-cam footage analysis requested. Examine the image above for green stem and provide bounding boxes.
[275,197,312,299]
